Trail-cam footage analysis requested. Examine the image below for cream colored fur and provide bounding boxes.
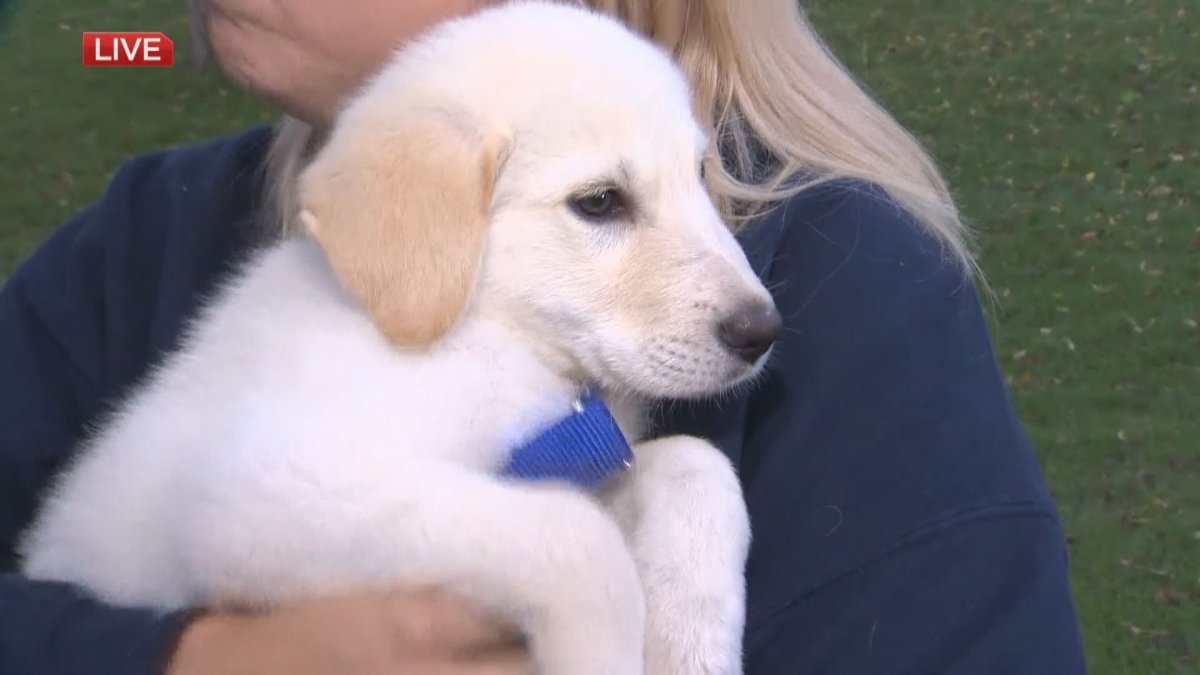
[20,3,775,673]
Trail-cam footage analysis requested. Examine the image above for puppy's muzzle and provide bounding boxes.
[715,301,783,363]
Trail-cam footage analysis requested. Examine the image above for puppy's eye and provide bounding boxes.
[569,188,627,222]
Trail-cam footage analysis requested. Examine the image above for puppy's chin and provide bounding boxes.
[662,361,770,402]
[592,351,771,403]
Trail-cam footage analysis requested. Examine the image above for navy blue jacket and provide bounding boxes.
[0,127,1087,674]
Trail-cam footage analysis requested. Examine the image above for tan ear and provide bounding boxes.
[298,107,508,348]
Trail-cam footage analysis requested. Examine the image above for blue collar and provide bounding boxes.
[499,388,633,489]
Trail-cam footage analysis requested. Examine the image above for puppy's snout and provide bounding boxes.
[716,301,782,363]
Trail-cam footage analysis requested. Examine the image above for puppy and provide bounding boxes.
[20,3,781,673]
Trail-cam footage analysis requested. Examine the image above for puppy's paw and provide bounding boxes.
[644,591,745,675]
[625,435,749,675]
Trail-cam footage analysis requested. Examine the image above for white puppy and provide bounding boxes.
[20,3,782,673]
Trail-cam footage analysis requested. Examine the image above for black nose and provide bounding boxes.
[716,301,782,363]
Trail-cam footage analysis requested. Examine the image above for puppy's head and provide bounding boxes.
[298,2,780,400]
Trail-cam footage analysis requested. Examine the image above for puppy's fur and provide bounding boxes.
[20,4,775,673]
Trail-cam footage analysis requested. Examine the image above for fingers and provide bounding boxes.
[460,649,533,675]
[384,585,525,655]
[424,645,533,675]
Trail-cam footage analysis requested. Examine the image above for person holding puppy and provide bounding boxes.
[0,0,1087,673]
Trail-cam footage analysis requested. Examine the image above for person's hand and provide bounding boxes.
[202,0,480,127]
[166,584,530,675]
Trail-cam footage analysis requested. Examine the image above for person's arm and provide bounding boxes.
[0,577,192,674]
[2,128,532,675]
[0,128,277,673]
[0,193,204,674]
[732,183,1087,673]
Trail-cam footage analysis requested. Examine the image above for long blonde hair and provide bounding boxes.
[263,0,976,271]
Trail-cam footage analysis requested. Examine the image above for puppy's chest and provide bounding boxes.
[268,315,637,473]
[445,386,584,470]
[323,356,582,472]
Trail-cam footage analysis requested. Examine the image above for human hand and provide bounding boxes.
[166,584,529,675]
[201,0,479,127]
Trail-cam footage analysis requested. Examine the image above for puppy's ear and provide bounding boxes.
[298,107,509,348]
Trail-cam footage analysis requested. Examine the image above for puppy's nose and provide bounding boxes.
[716,301,782,363]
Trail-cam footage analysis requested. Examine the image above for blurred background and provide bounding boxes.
[1,1,1196,671]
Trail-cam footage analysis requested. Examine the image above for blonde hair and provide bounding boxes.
[264,0,976,271]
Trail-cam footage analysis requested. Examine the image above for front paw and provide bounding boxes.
[645,589,745,675]
[626,435,750,675]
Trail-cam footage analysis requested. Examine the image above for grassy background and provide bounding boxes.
[1,0,1196,671]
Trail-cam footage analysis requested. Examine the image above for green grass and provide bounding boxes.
[2,0,1197,672]
[803,2,1199,671]
[0,0,270,272]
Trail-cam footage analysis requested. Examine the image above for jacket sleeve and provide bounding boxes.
[0,576,191,675]
[0,128,272,675]
[735,183,1088,674]
[0,209,194,674]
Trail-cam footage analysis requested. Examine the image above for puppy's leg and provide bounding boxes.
[601,435,751,675]
[178,461,645,675]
